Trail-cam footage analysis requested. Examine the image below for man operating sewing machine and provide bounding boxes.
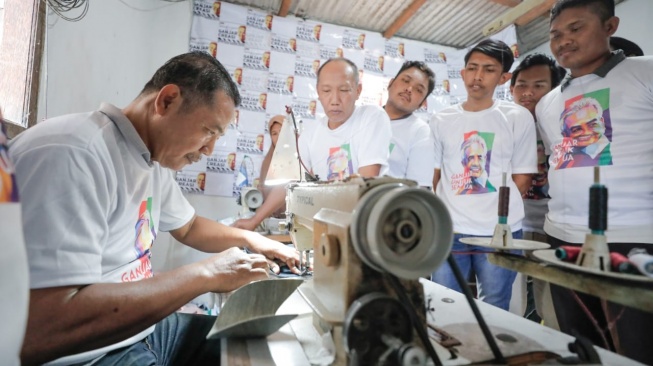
[233,57,392,231]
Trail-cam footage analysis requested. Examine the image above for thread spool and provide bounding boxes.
[588,185,608,232]
[628,248,653,278]
[555,246,581,262]
[609,252,639,274]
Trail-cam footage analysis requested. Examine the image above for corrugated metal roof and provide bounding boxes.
[222,0,626,53]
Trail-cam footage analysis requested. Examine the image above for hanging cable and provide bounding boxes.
[47,0,89,22]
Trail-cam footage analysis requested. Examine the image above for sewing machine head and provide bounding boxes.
[284,176,453,365]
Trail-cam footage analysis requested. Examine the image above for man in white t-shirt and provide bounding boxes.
[509,53,565,326]
[383,61,436,187]
[10,52,299,366]
[0,110,29,366]
[536,0,653,363]
[429,39,537,311]
[233,58,391,230]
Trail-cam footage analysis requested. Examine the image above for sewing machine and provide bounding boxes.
[283,176,454,365]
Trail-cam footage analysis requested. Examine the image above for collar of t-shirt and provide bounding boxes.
[99,103,153,166]
[560,50,626,91]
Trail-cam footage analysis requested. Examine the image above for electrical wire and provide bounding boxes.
[47,0,88,22]
[286,106,318,182]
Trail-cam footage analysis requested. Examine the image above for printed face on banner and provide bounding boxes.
[193,1,221,19]
[320,45,344,60]
[363,52,384,74]
[189,38,218,57]
[295,57,320,78]
[297,21,322,43]
[233,67,243,85]
[229,66,267,91]
[207,150,237,173]
[385,40,405,58]
[239,90,268,112]
[293,98,318,120]
[219,22,246,45]
[271,34,296,54]
[268,73,294,95]
[237,132,265,154]
[425,49,447,64]
[243,48,270,71]
[213,1,221,16]
[247,8,272,31]
[342,29,365,50]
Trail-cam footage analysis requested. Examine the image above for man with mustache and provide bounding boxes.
[383,61,436,188]
[9,52,299,365]
[536,0,653,363]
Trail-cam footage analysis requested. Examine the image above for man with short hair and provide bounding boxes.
[430,39,537,311]
[510,52,565,325]
[10,52,299,365]
[536,0,653,363]
[384,61,436,188]
[233,58,392,230]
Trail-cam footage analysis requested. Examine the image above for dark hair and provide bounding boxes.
[610,36,644,57]
[510,53,567,88]
[317,58,359,85]
[140,51,241,110]
[392,61,436,98]
[550,0,615,23]
[464,39,514,73]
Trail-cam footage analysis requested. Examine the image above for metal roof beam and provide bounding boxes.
[277,0,292,17]
[382,0,427,39]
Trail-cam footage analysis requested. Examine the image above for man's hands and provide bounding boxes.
[243,231,301,275]
[199,235,300,293]
[199,247,271,293]
[232,217,261,231]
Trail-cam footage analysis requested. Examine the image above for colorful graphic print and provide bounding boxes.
[451,130,496,195]
[134,198,156,258]
[524,139,549,200]
[327,144,353,181]
[0,121,18,203]
[551,88,613,170]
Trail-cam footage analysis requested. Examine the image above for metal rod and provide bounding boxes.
[446,255,506,363]
[386,274,443,366]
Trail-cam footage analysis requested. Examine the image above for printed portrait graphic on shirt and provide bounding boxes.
[134,197,157,258]
[524,139,549,200]
[0,124,18,203]
[451,131,496,195]
[327,144,353,181]
[551,89,613,170]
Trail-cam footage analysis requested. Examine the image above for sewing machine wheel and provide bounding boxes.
[351,184,453,279]
[344,292,423,366]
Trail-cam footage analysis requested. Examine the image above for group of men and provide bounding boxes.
[2,0,652,365]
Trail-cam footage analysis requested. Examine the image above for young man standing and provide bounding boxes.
[509,53,565,325]
[537,0,653,363]
[430,39,537,311]
[384,61,436,187]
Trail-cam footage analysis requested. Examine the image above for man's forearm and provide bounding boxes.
[512,173,532,196]
[22,263,211,365]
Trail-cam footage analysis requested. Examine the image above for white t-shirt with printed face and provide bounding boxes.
[387,114,435,187]
[430,100,537,235]
[0,121,29,366]
[299,105,392,181]
[9,104,196,365]
[536,56,653,244]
